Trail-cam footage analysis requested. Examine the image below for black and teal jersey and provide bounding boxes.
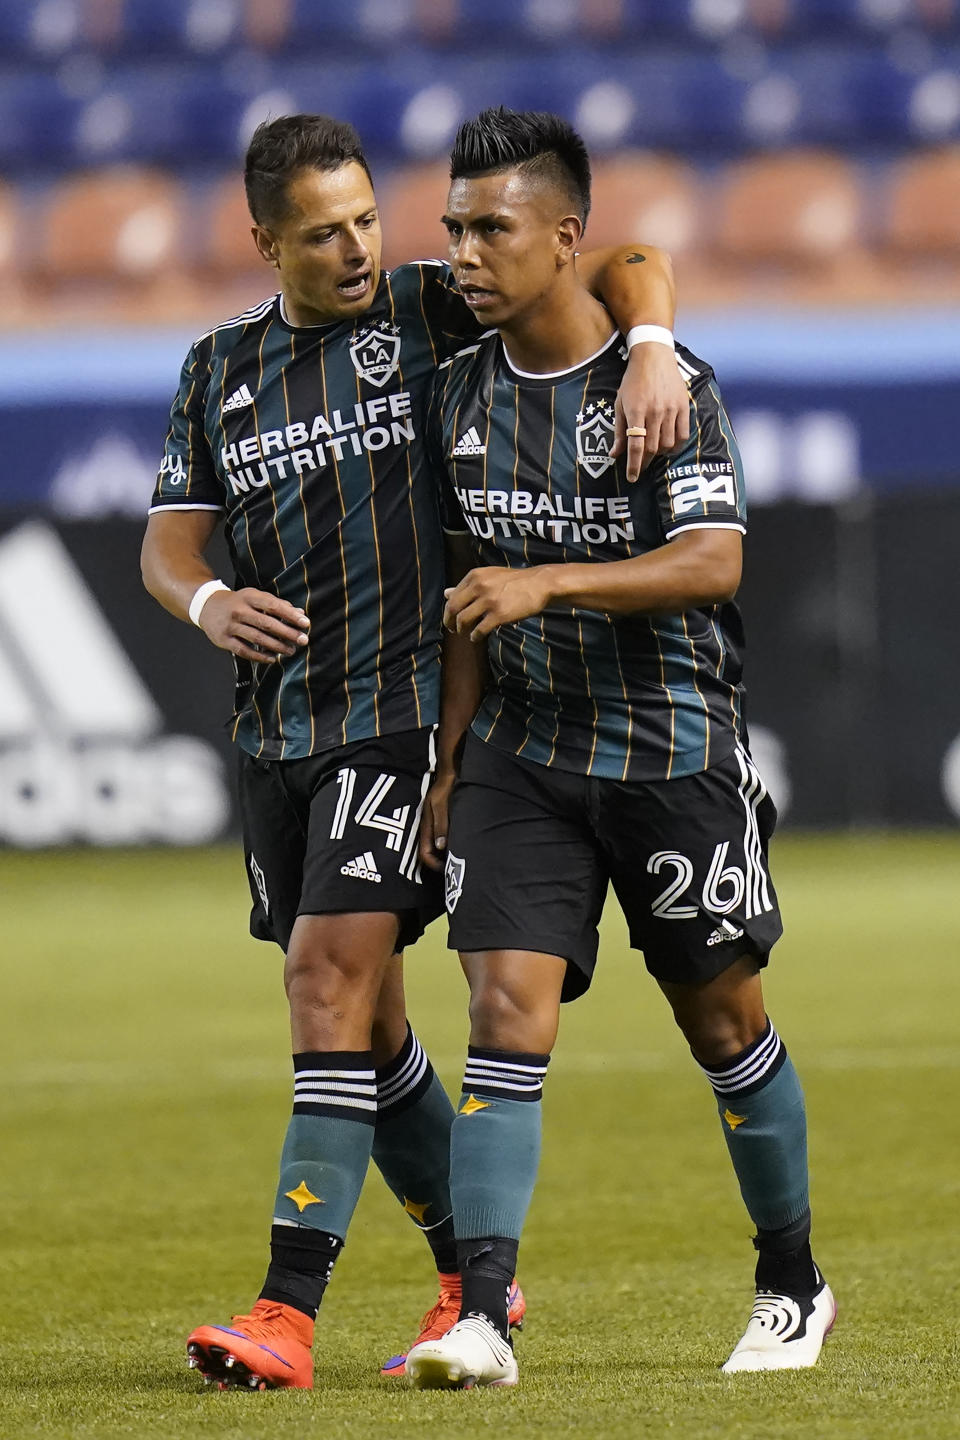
[151,262,479,760]
[431,331,748,782]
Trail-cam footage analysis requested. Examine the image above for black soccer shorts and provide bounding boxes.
[238,727,443,953]
[444,733,783,1000]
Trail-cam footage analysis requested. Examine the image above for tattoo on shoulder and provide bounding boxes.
[625,252,647,264]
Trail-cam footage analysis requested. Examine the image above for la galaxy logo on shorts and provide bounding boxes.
[444,852,466,913]
[350,323,401,387]
[575,398,616,478]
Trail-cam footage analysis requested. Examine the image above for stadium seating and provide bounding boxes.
[706,149,889,304]
[204,174,261,277]
[1,1,958,319]
[586,153,701,256]
[110,0,246,54]
[38,168,181,281]
[715,151,864,265]
[378,163,451,268]
[4,0,958,59]
[879,144,960,300]
[1,5,959,177]
[884,145,960,256]
[0,182,28,320]
[27,167,197,322]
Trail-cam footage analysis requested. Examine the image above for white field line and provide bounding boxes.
[1,1047,958,1090]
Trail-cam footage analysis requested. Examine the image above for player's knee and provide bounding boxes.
[467,980,556,1054]
[677,1005,767,1066]
[283,940,372,1013]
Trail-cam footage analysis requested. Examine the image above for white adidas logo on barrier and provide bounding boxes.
[0,522,229,846]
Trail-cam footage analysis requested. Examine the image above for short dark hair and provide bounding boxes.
[244,113,371,228]
[449,107,591,225]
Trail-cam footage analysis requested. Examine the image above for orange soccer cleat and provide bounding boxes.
[380,1274,526,1377]
[186,1298,314,1390]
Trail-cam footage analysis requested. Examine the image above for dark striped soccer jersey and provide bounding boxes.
[431,331,748,782]
[151,263,479,760]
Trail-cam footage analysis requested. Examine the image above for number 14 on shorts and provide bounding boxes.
[329,768,411,853]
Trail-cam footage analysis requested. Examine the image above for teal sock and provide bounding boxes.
[697,1020,809,1232]
[372,1027,456,1264]
[450,1047,550,1241]
[272,1051,376,1238]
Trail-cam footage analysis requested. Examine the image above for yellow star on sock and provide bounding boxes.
[402,1197,430,1224]
[285,1180,324,1212]
[459,1094,490,1116]
[724,1109,747,1131]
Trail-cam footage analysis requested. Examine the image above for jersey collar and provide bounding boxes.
[500,328,622,383]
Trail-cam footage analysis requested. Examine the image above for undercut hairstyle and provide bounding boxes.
[449,107,591,225]
[244,113,371,228]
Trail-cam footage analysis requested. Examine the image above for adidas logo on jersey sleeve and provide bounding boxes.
[222,384,254,413]
[451,426,486,457]
[340,851,382,882]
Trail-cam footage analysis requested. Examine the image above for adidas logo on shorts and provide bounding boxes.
[452,425,486,457]
[707,921,745,946]
[341,850,382,883]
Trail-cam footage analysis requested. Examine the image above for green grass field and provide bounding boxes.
[2,834,958,1439]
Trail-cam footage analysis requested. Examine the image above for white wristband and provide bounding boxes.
[625,324,675,351]
[188,579,230,627]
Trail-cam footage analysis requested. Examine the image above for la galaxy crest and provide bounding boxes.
[444,852,466,914]
[576,398,616,478]
[350,322,401,387]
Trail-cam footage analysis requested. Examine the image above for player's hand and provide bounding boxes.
[443,566,553,640]
[199,588,310,664]
[612,342,690,481]
[419,768,456,871]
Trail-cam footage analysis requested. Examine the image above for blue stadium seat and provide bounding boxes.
[572,53,748,152]
[444,0,530,44]
[756,49,918,147]
[778,0,914,38]
[64,68,203,166]
[116,0,244,55]
[0,0,83,58]
[0,72,83,169]
[285,0,418,50]
[0,18,954,176]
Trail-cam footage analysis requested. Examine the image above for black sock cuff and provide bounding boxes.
[695,1019,788,1099]
[753,1210,812,1255]
[269,1224,344,1266]
[293,1050,375,1072]
[262,1227,344,1319]
[458,1236,519,1278]
[466,1045,552,1067]
[458,1237,519,1341]
[375,1024,415,1081]
[292,1050,377,1123]
[375,1026,435,1118]
[463,1047,550,1103]
[753,1214,818,1296]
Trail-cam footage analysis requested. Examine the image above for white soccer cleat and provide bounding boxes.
[722,1273,837,1372]
[405,1314,519,1390]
